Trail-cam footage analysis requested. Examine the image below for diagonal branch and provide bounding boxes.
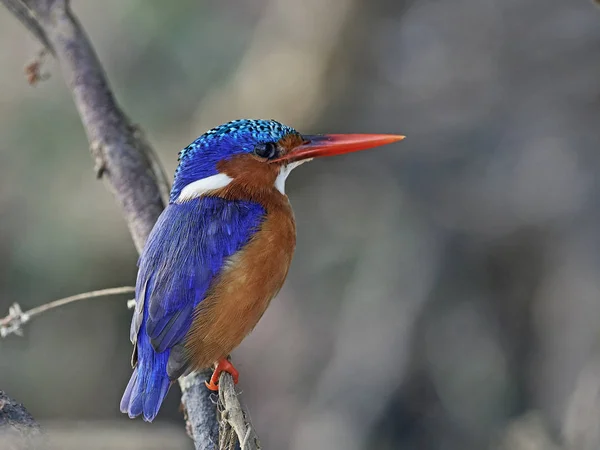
[1,0,54,54]
[10,0,170,253]
[0,0,256,448]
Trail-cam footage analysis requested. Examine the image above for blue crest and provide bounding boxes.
[170,119,299,202]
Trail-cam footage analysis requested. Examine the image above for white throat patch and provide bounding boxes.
[275,160,309,195]
[176,161,308,201]
[176,173,233,203]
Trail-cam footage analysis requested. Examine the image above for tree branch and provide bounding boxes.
[0,391,43,450]
[218,372,260,450]
[2,0,170,252]
[0,1,257,448]
[1,0,54,55]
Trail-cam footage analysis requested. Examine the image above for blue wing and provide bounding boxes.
[121,196,265,421]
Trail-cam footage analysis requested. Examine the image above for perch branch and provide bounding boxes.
[218,372,260,450]
[0,286,135,338]
[0,0,258,448]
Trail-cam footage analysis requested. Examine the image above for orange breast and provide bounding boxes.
[184,193,296,370]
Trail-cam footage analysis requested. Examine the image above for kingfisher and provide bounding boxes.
[120,119,404,421]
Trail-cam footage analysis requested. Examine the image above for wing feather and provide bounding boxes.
[129,196,265,374]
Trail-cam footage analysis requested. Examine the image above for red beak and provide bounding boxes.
[272,133,405,163]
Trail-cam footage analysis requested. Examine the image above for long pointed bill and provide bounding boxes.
[272,134,405,163]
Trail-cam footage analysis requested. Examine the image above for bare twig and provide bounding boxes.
[218,371,260,450]
[1,1,257,448]
[0,286,135,338]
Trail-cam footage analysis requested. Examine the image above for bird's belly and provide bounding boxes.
[184,207,296,370]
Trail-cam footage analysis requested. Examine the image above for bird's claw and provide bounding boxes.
[205,358,240,391]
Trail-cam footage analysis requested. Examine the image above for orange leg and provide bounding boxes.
[205,358,240,391]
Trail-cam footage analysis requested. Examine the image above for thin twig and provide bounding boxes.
[0,286,135,338]
[218,372,260,450]
[241,426,252,450]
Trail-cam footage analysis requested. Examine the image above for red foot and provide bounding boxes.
[205,358,239,391]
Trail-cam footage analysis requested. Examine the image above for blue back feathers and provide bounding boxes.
[121,197,265,421]
[123,119,301,421]
[170,119,299,202]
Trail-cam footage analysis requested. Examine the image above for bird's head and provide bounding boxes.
[170,119,404,203]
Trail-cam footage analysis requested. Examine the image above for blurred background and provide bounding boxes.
[1,0,600,449]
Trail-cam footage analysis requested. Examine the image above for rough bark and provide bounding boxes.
[0,391,43,450]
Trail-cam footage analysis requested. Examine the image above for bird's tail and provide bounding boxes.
[120,349,171,422]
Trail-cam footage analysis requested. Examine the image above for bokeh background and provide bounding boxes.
[2,1,600,449]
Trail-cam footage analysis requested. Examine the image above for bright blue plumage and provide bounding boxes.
[121,198,265,421]
[121,116,403,421]
[122,119,300,421]
[121,118,404,423]
[171,119,298,202]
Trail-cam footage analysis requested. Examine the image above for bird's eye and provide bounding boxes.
[254,142,278,159]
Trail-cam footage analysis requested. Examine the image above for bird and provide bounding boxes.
[120,119,404,421]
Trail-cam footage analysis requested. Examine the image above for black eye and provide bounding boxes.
[254,142,278,159]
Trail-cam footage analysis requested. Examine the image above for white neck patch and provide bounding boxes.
[176,161,309,201]
[176,173,233,203]
[275,160,309,195]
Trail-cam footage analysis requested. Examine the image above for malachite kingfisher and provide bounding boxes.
[120,119,404,421]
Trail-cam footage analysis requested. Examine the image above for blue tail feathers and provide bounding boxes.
[120,346,171,422]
